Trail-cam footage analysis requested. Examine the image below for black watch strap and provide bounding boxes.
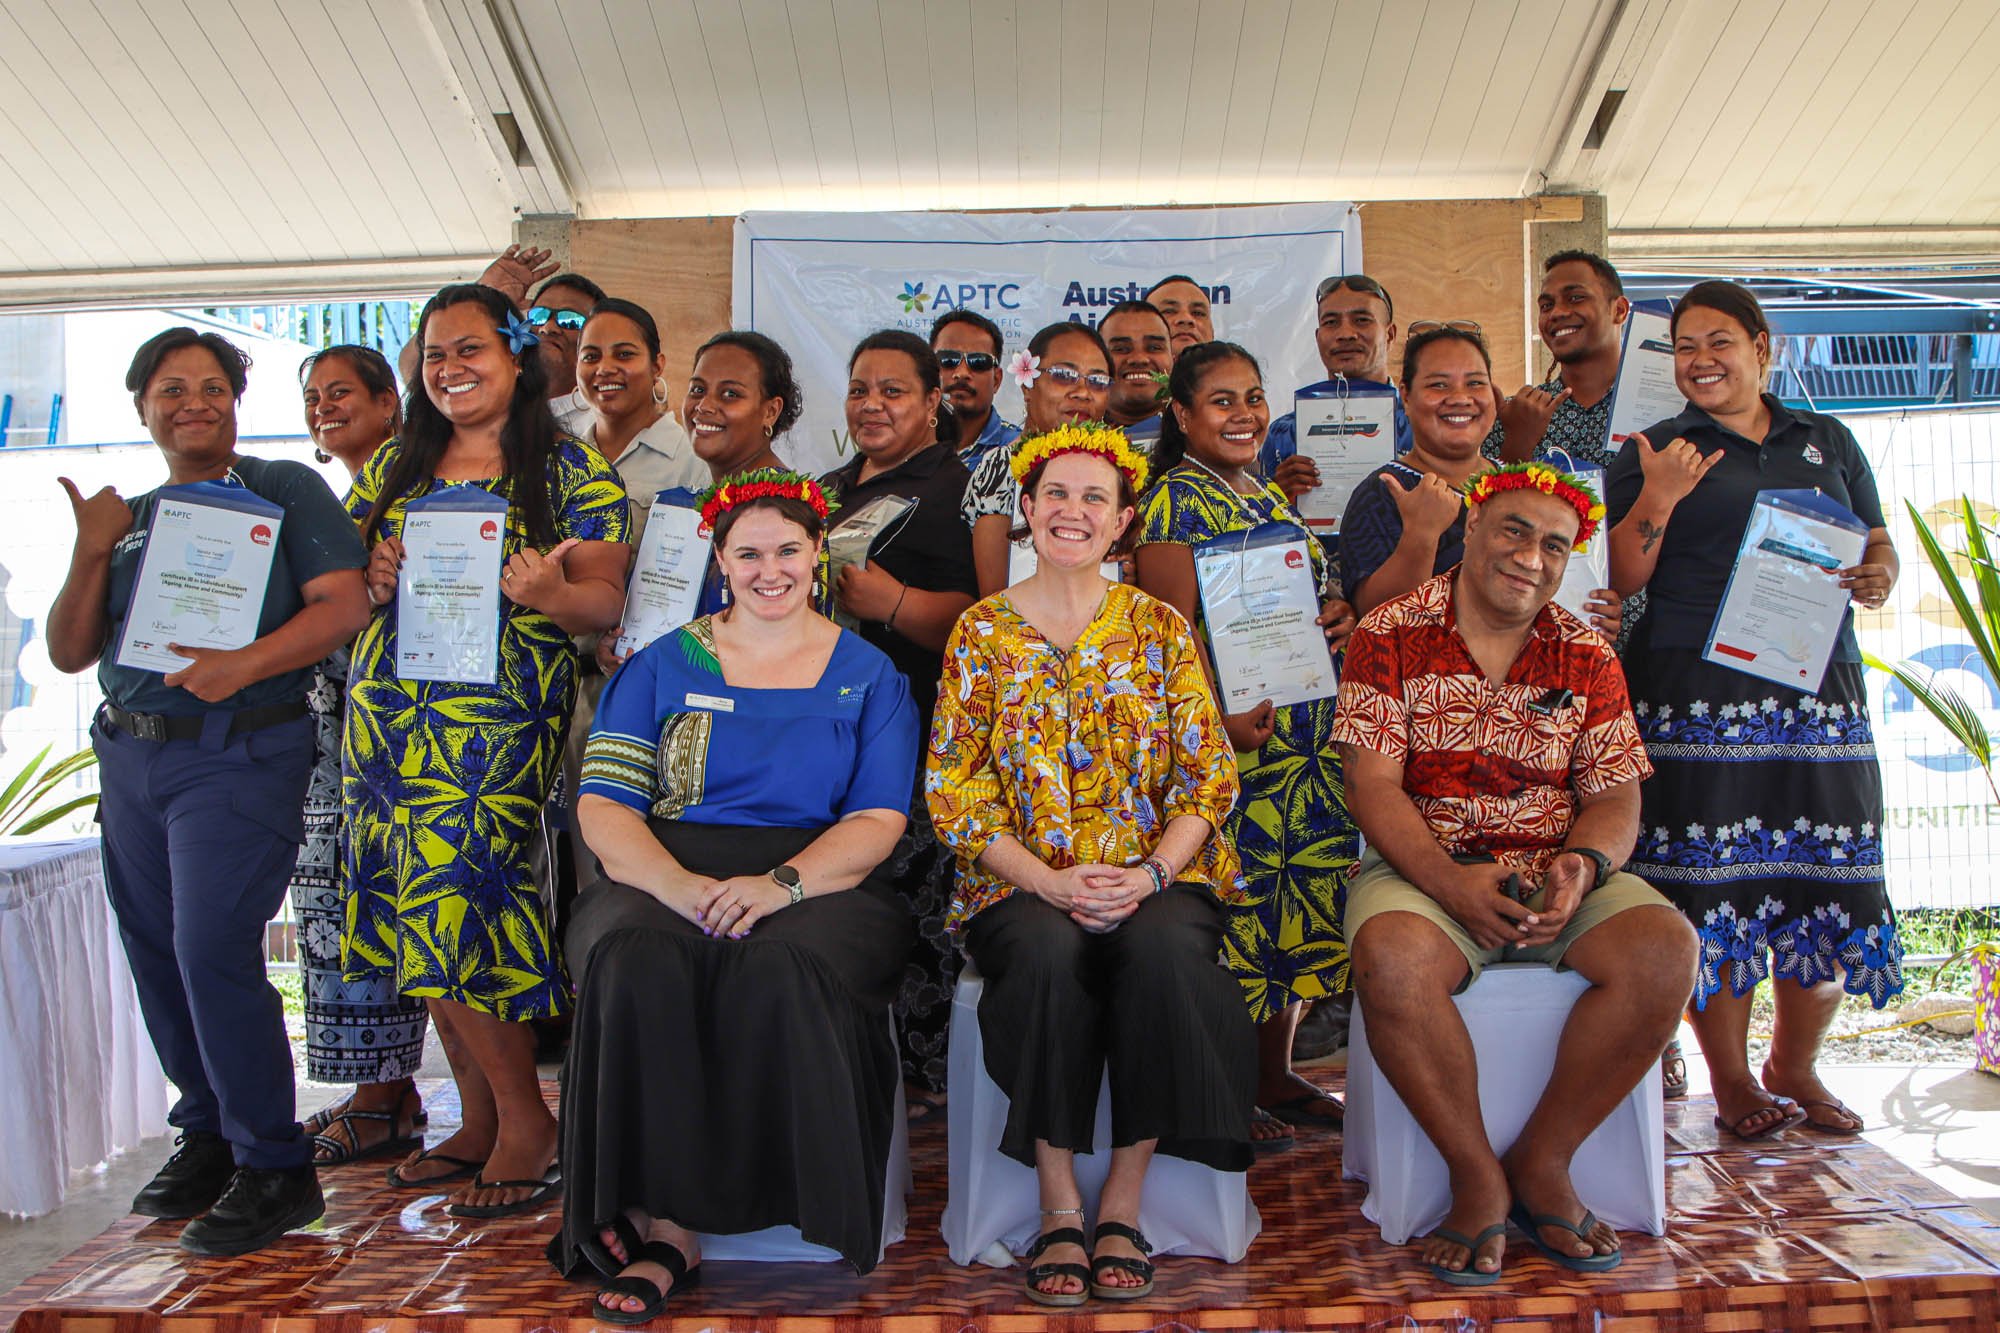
[1566,846,1613,889]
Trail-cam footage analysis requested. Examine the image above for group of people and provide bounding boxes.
[46,242,1904,1303]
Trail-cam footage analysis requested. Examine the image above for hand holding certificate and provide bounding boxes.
[1704,489,1869,693]
[825,494,916,630]
[116,481,284,673]
[1292,380,1398,532]
[397,488,508,684]
[1192,522,1337,713]
[617,489,707,656]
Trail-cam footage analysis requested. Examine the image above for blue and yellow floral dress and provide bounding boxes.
[340,437,628,1020]
[1139,461,1360,1020]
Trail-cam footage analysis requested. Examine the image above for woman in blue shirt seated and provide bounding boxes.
[553,471,919,1322]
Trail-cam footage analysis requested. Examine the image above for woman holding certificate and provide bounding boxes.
[928,425,1252,1306]
[47,327,370,1254]
[1134,341,1358,1144]
[1606,280,1902,1141]
[342,283,631,1217]
[560,474,917,1318]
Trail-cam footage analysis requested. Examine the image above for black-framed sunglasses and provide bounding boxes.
[1045,365,1113,391]
[527,306,587,331]
[1408,319,1483,335]
[935,350,998,372]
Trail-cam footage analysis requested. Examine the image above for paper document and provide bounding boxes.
[617,490,707,656]
[116,481,284,673]
[1292,381,1398,531]
[1603,300,1683,450]
[397,488,509,684]
[1703,489,1868,693]
[825,494,917,630]
[1193,523,1336,713]
[1552,464,1610,628]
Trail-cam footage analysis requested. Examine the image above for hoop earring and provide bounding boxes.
[652,378,669,407]
[928,414,938,428]
[313,448,332,464]
[764,424,775,439]
[570,385,589,415]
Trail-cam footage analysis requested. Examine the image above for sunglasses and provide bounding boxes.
[527,306,587,331]
[935,350,998,372]
[1044,365,1113,391]
[1408,319,1483,335]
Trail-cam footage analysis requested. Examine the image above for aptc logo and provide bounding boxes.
[898,282,929,314]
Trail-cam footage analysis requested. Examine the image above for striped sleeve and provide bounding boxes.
[580,646,662,810]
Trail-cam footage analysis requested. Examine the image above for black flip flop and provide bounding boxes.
[1263,1090,1345,1128]
[578,1213,645,1278]
[1423,1222,1506,1286]
[446,1169,563,1219]
[1089,1221,1155,1300]
[594,1239,700,1326]
[1792,1097,1865,1136]
[1712,1099,1808,1141]
[385,1149,485,1189]
[1249,1105,1297,1155]
[1022,1226,1090,1307]
[1509,1202,1621,1272]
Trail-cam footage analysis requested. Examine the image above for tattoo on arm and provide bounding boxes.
[1638,519,1665,555]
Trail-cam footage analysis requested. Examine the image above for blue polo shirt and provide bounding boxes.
[953,410,1022,470]
[1259,377,1413,481]
[99,456,366,715]
[1605,395,1885,661]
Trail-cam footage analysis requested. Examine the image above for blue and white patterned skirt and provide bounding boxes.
[1623,646,1903,1011]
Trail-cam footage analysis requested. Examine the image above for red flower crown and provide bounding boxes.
[694,468,834,534]
[1463,462,1605,550]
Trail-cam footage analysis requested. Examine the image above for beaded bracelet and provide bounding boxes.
[1142,856,1171,894]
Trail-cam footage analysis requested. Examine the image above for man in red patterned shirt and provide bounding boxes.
[1333,464,1697,1286]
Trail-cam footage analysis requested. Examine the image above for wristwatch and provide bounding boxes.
[1564,846,1613,890]
[769,864,805,906]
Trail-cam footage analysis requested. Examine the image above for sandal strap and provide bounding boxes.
[1025,1225,1087,1260]
[632,1239,693,1283]
[1092,1221,1153,1254]
[1091,1253,1155,1279]
[1025,1260,1091,1288]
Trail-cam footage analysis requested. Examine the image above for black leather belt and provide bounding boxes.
[101,700,308,743]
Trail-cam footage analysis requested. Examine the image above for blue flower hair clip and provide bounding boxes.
[500,308,541,355]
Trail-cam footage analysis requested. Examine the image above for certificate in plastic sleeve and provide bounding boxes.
[116,480,285,673]
[617,488,706,656]
[1192,522,1336,713]
[824,493,917,629]
[1603,300,1683,450]
[1292,380,1398,532]
[1551,464,1610,627]
[1703,489,1868,693]
[396,488,509,684]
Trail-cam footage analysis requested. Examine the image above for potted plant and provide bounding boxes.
[0,745,99,836]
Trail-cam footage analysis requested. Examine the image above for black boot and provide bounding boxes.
[131,1131,235,1219]
[178,1165,324,1256]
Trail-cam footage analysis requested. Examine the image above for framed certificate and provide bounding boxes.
[1292,380,1398,532]
[1603,300,1683,450]
[1704,489,1869,693]
[1193,522,1336,713]
[397,487,509,685]
[617,488,707,656]
[115,480,285,673]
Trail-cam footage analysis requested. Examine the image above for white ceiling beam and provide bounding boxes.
[0,255,494,312]
[417,0,578,217]
[1610,226,2000,273]
[1530,0,1682,195]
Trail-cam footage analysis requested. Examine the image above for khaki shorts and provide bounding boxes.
[1342,849,1672,989]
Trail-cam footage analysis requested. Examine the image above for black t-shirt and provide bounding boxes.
[819,443,978,722]
[1605,396,1885,660]
[1336,460,1467,604]
[100,455,366,715]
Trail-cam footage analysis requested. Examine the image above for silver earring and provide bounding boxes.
[570,385,589,414]
[652,378,669,407]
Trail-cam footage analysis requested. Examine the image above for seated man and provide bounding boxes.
[1332,462,1697,1285]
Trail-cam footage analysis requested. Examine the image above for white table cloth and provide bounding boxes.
[0,836,169,1217]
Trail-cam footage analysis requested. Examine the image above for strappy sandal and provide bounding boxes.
[1661,1037,1689,1100]
[1509,1202,1621,1272]
[579,1213,645,1278]
[304,1091,428,1138]
[385,1148,485,1189]
[594,1239,700,1326]
[1423,1222,1507,1286]
[1089,1221,1155,1300]
[1022,1225,1091,1307]
[311,1107,423,1166]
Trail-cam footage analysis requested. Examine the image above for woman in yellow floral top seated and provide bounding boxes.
[927,423,1254,1308]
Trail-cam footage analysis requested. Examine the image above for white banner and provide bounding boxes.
[732,204,1362,476]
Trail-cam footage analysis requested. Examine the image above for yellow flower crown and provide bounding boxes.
[1007,421,1150,492]
[1463,462,1606,550]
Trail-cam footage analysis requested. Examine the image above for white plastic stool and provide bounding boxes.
[697,1014,911,1264]
[1342,961,1665,1244]
[941,966,1261,1266]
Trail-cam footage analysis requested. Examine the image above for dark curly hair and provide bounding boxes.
[692,330,802,439]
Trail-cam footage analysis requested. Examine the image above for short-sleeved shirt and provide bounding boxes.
[1331,570,1654,876]
[582,616,917,826]
[955,410,1022,470]
[818,443,978,718]
[1337,461,1467,604]
[1605,395,1885,660]
[1258,377,1414,480]
[926,582,1243,928]
[101,456,365,716]
[593,415,708,548]
[1481,379,1646,652]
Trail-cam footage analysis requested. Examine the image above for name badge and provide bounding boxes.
[685,691,735,713]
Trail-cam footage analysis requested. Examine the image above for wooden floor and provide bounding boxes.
[5,1073,2000,1332]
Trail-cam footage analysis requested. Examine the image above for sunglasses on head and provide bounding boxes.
[1044,365,1113,391]
[1408,319,1483,335]
[527,307,587,331]
[935,350,998,373]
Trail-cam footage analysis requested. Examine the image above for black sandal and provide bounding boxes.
[1022,1225,1091,1307]
[446,1169,563,1219]
[304,1092,428,1138]
[311,1108,423,1166]
[1089,1221,1155,1300]
[578,1213,646,1278]
[594,1239,700,1326]
[385,1149,485,1189]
